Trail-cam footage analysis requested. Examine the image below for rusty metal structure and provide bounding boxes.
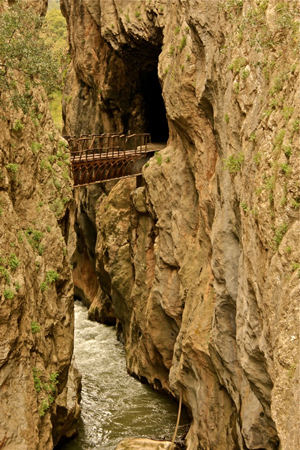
[66,133,153,187]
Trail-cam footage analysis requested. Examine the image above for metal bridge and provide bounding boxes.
[66,133,161,187]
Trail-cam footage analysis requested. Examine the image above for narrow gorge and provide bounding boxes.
[0,1,299,450]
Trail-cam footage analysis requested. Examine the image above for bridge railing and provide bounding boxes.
[68,133,151,162]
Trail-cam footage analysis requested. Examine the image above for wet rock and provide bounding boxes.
[115,438,181,450]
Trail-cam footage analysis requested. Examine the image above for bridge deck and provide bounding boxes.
[65,133,165,186]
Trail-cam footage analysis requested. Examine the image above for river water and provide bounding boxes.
[60,301,189,450]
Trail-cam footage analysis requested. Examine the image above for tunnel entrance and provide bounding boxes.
[140,69,169,143]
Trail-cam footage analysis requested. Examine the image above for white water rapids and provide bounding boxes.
[60,301,189,450]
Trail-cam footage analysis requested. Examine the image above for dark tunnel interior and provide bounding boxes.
[140,69,169,143]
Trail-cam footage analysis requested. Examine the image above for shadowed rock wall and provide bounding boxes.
[62,1,300,449]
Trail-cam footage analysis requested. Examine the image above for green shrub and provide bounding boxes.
[25,228,44,252]
[228,57,247,73]
[283,106,294,121]
[49,199,64,216]
[280,163,292,176]
[31,142,43,153]
[253,152,262,164]
[49,371,59,389]
[272,223,288,250]
[0,2,60,112]
[233,82,240,94]
[274,129,285,148]
[6,163,19,173]
[155,152,162,165]
[283,145,292,158]
[8,253,20,271]
[0,266,10,284]
[48,155,57,164]
[39,399,50,417]
[62,171,69,180]
[45,270,60,284]
[40,281,47,292]
[33,368,42,392]
[12,120,24,131]
[38,244,45,256]
[223,153,244,173]
[242,68,250,79]
[291,198,300,209]
[3,288,14,299]
[179,36,187,51]
[292,119,300,133]
[31,321,41,334]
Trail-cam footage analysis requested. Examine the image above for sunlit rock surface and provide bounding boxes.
[0,2,81,448]
[62,0,300,449]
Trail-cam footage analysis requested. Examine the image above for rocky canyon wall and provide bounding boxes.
[0,1,81,449]
[62,1,299,449]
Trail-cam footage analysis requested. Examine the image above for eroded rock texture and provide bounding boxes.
[0,2,81,448]
[62,1,299,449]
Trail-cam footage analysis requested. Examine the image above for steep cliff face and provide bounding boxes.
[0,2,81,449]
[62,1,299,449]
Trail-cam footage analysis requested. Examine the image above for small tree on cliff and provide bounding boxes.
[0,0,60,113]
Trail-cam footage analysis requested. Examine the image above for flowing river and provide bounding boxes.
[60,301,189,450]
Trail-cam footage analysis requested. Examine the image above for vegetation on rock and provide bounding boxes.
[0,0,60,113]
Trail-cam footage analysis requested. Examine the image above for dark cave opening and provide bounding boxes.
[140,69,169,143]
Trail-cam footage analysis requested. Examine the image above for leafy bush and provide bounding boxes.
[280,163,292,176]
[12,120,24,131]
[45,270,59,284]
[155,152,162,165]
[33,368,42,392]
[31,142,43,154]
[6,163,19,173]
[40,281,47,292]
[0,2,60,112]
[178,36,187,51]
[272,223,288,250]
[0,266,10,284]
[31,321,41,334]
[25,228,44,254]
[3,288,14,299]
[228,57,247,73]
[8,253,20,271]
[223,153,244,173]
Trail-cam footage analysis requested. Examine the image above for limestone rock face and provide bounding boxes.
[63,1,300,449]
[0,87,81,448]
[0,2,81,445]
